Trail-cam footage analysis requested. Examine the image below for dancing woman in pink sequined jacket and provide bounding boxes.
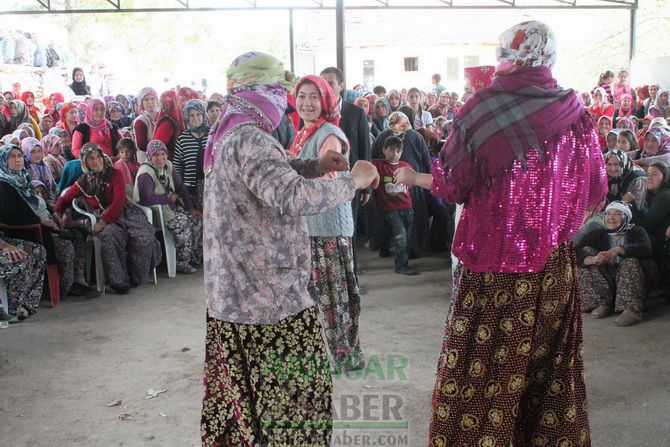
[396,21,607,447]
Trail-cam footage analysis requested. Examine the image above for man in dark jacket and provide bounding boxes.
[320,67,371,275]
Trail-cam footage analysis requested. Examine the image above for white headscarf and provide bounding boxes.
[605,201,634,235]
[496,20,556,70]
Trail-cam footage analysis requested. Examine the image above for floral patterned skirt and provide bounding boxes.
[308,236,363,371]
[201,307,333,447]
[0,238,46,315]
[430,242,591,447]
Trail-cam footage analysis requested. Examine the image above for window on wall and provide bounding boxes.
[363,60,375,86]
[464,55,480,68]
[447,57,459,82]
[404,57,419,72]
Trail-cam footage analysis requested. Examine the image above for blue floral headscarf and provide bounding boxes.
[182,99,210,134]
[0,144,39,207]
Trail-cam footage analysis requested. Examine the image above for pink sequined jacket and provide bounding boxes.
[204,125,356,324]
[432,117,608,273]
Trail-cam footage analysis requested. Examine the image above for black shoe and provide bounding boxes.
[111,284,130,295]
[69,283,101,298]
[409,250,419,260]
[396,266,418,276]
[379,249,391,258]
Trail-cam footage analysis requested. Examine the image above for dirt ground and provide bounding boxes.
[1,249,669,447]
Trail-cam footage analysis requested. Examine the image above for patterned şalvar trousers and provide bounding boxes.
[164,206,203,272]
[201,307,333,447]
[578,247,657,315]
[429,243,591,447]
[0,238,46,314]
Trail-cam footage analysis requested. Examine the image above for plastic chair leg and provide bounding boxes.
[93,237,105,294]
[46,264,60,308]
[164,231,177,278]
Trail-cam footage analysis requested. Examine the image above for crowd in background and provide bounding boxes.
[0,62,668,329]
[0,28,62,68]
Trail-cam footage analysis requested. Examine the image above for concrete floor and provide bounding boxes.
[1,249,669,447]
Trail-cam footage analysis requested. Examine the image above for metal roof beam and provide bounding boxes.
[375,0,389,6]
[553,0,576,5]
[106,0,120,9]
[497,0,515,5]
[35,0,50,10]
[312,0,323,6]
[436,0,453,5]
[176,0,189,7]
[245,0,257,6]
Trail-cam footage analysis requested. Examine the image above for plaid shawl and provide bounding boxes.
[441,65,584,189]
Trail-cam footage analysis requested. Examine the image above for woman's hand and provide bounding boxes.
[583,255,598,266]
[93,220,106,235]
[285,150,297,160]
[319,150,350,175]
[190,208,203,220]
[1,242,27,262]
[168,193,179,204]
[41,219,60,230]
[622,192,635,203]
[604,247,624,259]
[665,225,670,239]
[394,166,418,186]
[350,161,380,190]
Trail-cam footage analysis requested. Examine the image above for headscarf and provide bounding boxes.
[75,143,114,202]
[84,98,111,139]
[21,91,40,121]
[12,128,31,141]
[289,74,341,155]
[204,52,294,174]
[604,148,636,200]
[388,111,412,135]
[157,90,184,135]
[440,21,583,190]
[20,137,41,160]
[178,87,199,103]
[145,139,174,193]
[8,99,33,131]
[604,201,634,236]
[387,89,401,111]
[182,99,210,134]
[59,102,77,128]
[372,97,391,130]
[643,127,670,156]
[464,66,495,93]
[17,123,35,138]
[618,94,634,117]
[495,20,556,73]
[354,96,370,116]
[69,67,91,96]
[115,94,134,117]
[593,87,609,104]
[1,135,18,146]
[650,88,669,118]
[106,100,125,115]
[0,144,39,207]
[136,87,158,113]
[650,117,668,129]
[42,134,65,161]
[616,116,635,131]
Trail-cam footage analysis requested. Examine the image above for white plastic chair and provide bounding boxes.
[149,205,177,278]
[71,197,106,294]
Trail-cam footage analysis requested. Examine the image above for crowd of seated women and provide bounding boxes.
[0,83,208,324]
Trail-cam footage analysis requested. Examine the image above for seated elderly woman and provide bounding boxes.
[21,137,57,205]
[55,143,162,294]
[134,140,202,274]
[628,126,670,168]
[576,202,656,326]
[41,134,68,184]
[0,144,89,302]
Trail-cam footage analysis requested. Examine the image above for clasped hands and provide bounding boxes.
[583,246,624,266]
[318,150,380,190]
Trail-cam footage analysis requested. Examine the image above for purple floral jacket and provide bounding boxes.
[204,125,356,324]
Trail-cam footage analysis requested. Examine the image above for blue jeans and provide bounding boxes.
[383,209,413,270]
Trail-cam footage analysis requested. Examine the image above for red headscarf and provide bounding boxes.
[58,102,78,135]
[618,94,634,118]
[157,90,184,135]
[289,75,340,155]
[464,66,495,93]
[177,87,199,103]
[21,91,40,122]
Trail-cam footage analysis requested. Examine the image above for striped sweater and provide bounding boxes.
[173,131,207,191]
